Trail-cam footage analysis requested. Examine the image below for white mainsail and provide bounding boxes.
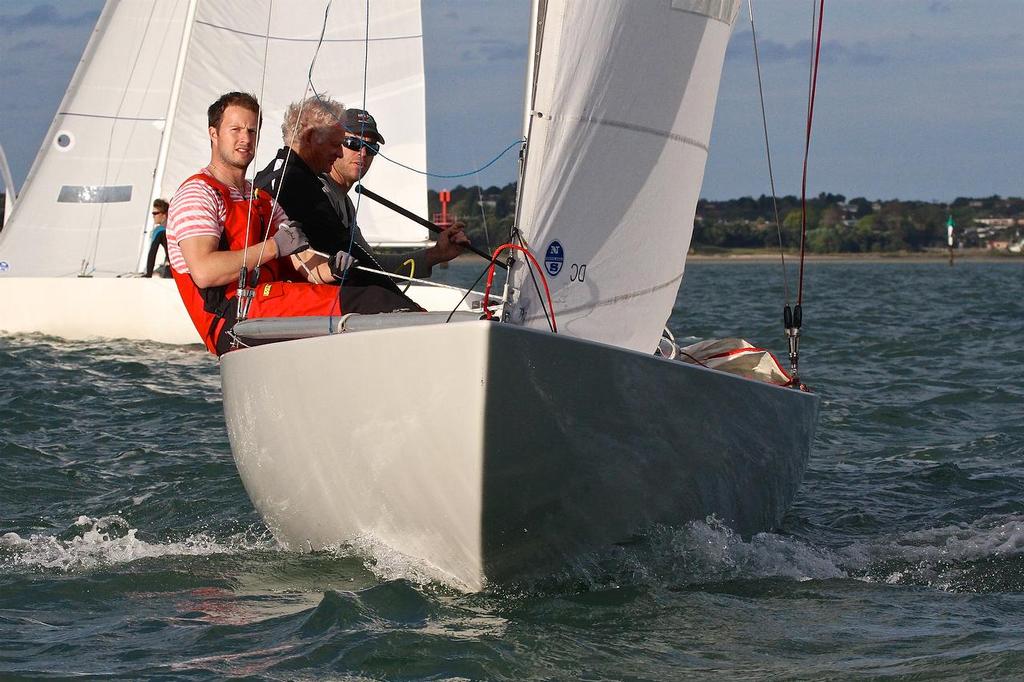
[508,0,741,353]
[0,1,189,277]
[158,0,429,248]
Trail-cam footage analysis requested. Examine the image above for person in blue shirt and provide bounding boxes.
[144,198,169,277]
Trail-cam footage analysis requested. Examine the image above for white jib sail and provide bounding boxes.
[158,0,428,247]
[508,0,740,353]
[0,1,190,277]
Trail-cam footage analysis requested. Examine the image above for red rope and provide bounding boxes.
[483,243,557,332]
[798,0,825,307]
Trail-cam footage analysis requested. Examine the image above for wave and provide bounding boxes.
[513,513,1024,594]
[6,513,1024,595]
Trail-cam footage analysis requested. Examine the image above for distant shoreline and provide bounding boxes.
[449,248,1022,265]
[686,248,1022,263]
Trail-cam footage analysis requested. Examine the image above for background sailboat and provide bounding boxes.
[0,0,431,343]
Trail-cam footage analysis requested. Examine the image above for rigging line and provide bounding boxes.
[747,0,790,306]
[475,170,493,253]
[131,1,188,270]
[84,1,159,275]
[484,243,556,332]
[511,231,556,333]
[300,7,524,182]
[445,258,493,324]
[306,74,525,179]
[242,0,275,271]
[247,4,322,285]
[292,1,355,288]
[374,140,525,179]
[341,0,371,286]
[798,0,825,307]
[796,0,818,292]
[353,263,499,296]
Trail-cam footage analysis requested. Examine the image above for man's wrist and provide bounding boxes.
[425,245,442,267]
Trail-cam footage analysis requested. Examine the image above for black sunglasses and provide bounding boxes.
[152,210,165,215]
[341,136,379,156]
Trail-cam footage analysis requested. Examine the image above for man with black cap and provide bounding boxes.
[320,107,469,278]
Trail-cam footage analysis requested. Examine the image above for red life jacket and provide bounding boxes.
[171,172,283,354]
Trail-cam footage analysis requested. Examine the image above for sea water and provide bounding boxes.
[1,260,1022,679]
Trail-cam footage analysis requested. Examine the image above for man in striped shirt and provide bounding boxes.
[167,92,418,355]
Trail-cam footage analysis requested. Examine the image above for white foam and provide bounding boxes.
[557,514,1024,590]
[838,514,1024,589]
[344,534,470,591]
[0,515,260,572]
[612,517,848,585]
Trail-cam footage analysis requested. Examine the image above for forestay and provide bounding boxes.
[0,2,188,277]
[507,0,740,353]
[159,0,428,248]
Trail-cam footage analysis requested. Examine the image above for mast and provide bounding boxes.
[0,144,15,226]
[501,0,546,316]
[136,0,200,273]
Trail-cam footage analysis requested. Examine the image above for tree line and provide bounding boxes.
[428,185,1024,253]
[2,188,1017,253]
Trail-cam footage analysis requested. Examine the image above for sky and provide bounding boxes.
[1,1,1022,202]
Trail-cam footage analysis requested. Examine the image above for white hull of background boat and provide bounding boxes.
[0,277,479,344]
[0,277,198,344]
[220,321,819,591]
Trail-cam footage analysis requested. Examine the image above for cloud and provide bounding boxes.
[927,1,953,14]
[459,38,526,64]
[727,38,887,67]
[9,38,48,52]
[0,4,99,30]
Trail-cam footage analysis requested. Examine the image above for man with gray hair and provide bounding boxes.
[255,95,419,305]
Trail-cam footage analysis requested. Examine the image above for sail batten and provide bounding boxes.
[508,0,740,353]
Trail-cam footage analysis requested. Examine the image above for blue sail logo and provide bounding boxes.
[544,240,564,276]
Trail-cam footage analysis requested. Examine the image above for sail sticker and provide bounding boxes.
[544,240,564,276]
[57,185,132,203]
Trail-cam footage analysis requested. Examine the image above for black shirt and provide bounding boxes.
[254,146,401,293]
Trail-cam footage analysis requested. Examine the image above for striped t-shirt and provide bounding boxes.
[166,169,288,274]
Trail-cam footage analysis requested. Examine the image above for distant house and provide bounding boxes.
[976,217,1015,228]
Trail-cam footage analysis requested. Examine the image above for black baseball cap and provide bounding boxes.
[344,108,384,144]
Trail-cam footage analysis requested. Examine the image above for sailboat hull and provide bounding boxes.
[0,277,198,344]
[221,322,818,590]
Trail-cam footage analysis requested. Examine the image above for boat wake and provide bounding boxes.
[0,515,465,590]
[0,515,265,572]
[6,514,1023,595]
[513,514,1024,595]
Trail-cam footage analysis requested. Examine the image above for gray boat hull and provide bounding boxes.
[221,321,818,590]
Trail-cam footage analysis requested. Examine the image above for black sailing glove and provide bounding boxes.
[328,251,359,281]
